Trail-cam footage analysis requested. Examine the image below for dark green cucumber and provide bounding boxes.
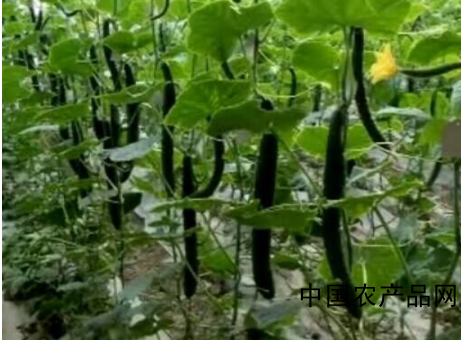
[312,84,322,113]
[287,67,297,108]
[180,58,227,199]
[50,73,91,195]
[352,27,389,150]
[49,74,70,139]
[106,165,122,230]
[102,20,121,91]
[70,120,90,193]
[89,46,109,143]
[124,63,140,144]
[401,62,461,78]
[322,104,362,319]
[160,62,176,197]
[25,51,40,92]
[109,105,120,148]
[119,63,140,183]
[426,158,443,189]
[57,78,71,139]
[190,137,225,199]
[252,99,277,300]
[182,155,198,298]
[221,62,235,80]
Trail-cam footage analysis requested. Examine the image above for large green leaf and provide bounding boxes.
[292,40,340,87]
[238,1,274,31]
[408,31,461,65]
[352,239,403,304]
[296,124,373,160]
[3,66,33,104]
[97,0,131,15]
[296,126,328,159]
[276,0,410,35]
[207,100,305,135]
[99,84,156,105]
[225,204,317,233]
[187,1,273,61]
[48,38,92,76]
[165,79,251,128]
[346,124,374,159]
[103,30,152,54]
[419,118,447,146]
[37,103,90,125]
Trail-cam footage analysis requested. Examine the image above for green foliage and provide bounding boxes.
[208,100,306,135]
[292,40,340,87]
[408,31,461,65]
[187,1,273,61]
[166,79,251,128]
[277,0,411,34]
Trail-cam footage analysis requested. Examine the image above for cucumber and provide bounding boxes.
[401,62,461,78]
[160,62,176,197]
[102,20,121,91]
[190,137,225,199]
[287,67,297,108]
[119,63,140,183]
[322,104,362,319]
[426,159,443,190]
[251,99,278,299]
[105,165,122,230]
[89,46,108,143]
[124,63,140,144]
[352,27,389,150]
[182,155,198,298]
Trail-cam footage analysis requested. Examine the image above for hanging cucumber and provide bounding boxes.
[160,62,176,197]
[190,137,225,199]
[322,104,362,319]
[119,63,140,184]
[426,160,443,189]
[69,121,90,185]
[251,99,277,300]
[287,67,297,108]
[124,63,140,144]
[106,165,122,230]
[312,84,322,113]
[50,73,91,194]
[183,61,231,199]
[182,155,198,298]
[352,28,389,150]
[89,46,110,144]
[401,62,461,78]
[93,31,124,230]
[102,20,121,91]
[57,77,71,140]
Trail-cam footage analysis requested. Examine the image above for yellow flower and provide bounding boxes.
[369,44,399,84]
